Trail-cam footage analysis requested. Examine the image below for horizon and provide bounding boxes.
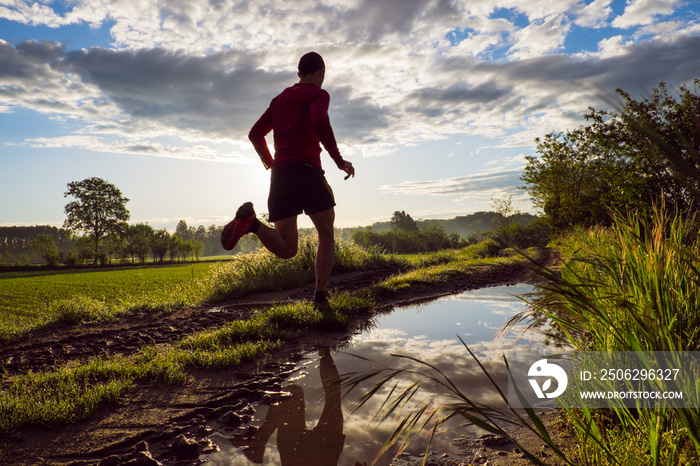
[0,207,524,234]
[2,1,700,231]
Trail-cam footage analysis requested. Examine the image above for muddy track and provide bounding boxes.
[0,258,555,466]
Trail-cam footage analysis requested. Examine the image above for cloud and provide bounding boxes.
[573,0,614,28]
[58,47,285,138]
[380,169,525,197]
[2,1,700,165]
[612,0,685,28]
[507,13,570,59]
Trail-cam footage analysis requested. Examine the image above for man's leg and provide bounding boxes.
[309,208,335,293]
[255,216,299,259]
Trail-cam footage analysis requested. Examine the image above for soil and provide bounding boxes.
[0,251,576,466]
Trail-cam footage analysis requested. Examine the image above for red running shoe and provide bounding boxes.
[221,202,256,251]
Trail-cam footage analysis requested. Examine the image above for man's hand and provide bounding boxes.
[339,160,355,180]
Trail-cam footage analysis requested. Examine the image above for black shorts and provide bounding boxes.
[268,162,336,222]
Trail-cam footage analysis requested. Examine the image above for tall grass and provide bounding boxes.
[527,206,700,353]
[509,205,700,465]
[200,235,404,304]
[342,338,576,466]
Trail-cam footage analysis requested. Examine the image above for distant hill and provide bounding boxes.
[329,211,539,241]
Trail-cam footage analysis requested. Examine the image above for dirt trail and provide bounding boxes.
[0,255,573,466]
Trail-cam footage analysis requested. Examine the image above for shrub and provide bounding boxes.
[465,238,502,258]
[351,224,466,253]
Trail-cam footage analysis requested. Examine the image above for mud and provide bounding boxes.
[0,254,574,465]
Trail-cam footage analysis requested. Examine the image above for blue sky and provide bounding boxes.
[2,0,700,230]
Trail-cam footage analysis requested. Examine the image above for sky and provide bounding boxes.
[2,0,700,231]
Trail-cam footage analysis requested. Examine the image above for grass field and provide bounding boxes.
[0,238,515,345]
[0,262,218,342]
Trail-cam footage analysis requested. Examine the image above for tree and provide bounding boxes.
[31,234,60,266]
[123,223,153,263]
[168,235,183,261]
[102,233,125,265]
[490,195,521,245]
[521,79,700,231]
[175,220,192,241]
[192,240,205,261]
[613,80,700,207]
[391,211,418,232]
[64,177,130,263]
[521,127,616,231]
[151,229,171,262]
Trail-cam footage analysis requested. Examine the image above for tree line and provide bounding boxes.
[351,206,550,254]
[0,221,256,267]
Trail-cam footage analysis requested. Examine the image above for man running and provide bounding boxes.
[222,51,355,311]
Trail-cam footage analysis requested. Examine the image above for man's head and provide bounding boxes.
[298,52,325,86]
[298,52,325,77]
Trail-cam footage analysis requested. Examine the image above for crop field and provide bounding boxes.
[0,262,218,338]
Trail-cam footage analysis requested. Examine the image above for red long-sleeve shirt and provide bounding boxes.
[249,83,345,169]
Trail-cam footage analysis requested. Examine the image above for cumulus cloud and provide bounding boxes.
[1,0,699,164]
[573,0,614,28]
[612,0,684,28]
[507,13,570,59]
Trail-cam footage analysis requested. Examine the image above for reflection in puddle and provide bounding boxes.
[204,284,546,465]
[228,350,344,465]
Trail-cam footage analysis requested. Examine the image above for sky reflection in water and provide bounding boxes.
[204,284,545,465]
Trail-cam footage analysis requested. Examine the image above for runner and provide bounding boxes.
[222,51,355,311]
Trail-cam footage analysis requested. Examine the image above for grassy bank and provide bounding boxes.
[341,206,700,466]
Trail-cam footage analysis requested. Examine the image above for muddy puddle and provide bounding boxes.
[198,283,553,465]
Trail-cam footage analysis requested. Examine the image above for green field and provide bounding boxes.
[0,236,405,343]
[0,262,218,340]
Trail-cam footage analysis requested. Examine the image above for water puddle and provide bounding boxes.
[203,284,548,465]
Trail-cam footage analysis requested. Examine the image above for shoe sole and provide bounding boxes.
[221,202,255,250]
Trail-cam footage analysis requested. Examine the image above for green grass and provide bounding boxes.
[0,262,215,343]
[0,263,215,312]
[0,291,374,435]
[509,206,700,465]
[0,236,403,343]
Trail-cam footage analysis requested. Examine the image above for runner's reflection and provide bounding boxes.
[231,349,345,465]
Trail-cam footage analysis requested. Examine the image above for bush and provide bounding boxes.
[351,224,466,253]
[510,217,552,248]
[465,238,502,258]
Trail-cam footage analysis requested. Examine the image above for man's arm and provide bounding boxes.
[249,108,275,169]
[310,91,354,178]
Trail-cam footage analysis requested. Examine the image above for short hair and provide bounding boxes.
[298,52,325,77]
